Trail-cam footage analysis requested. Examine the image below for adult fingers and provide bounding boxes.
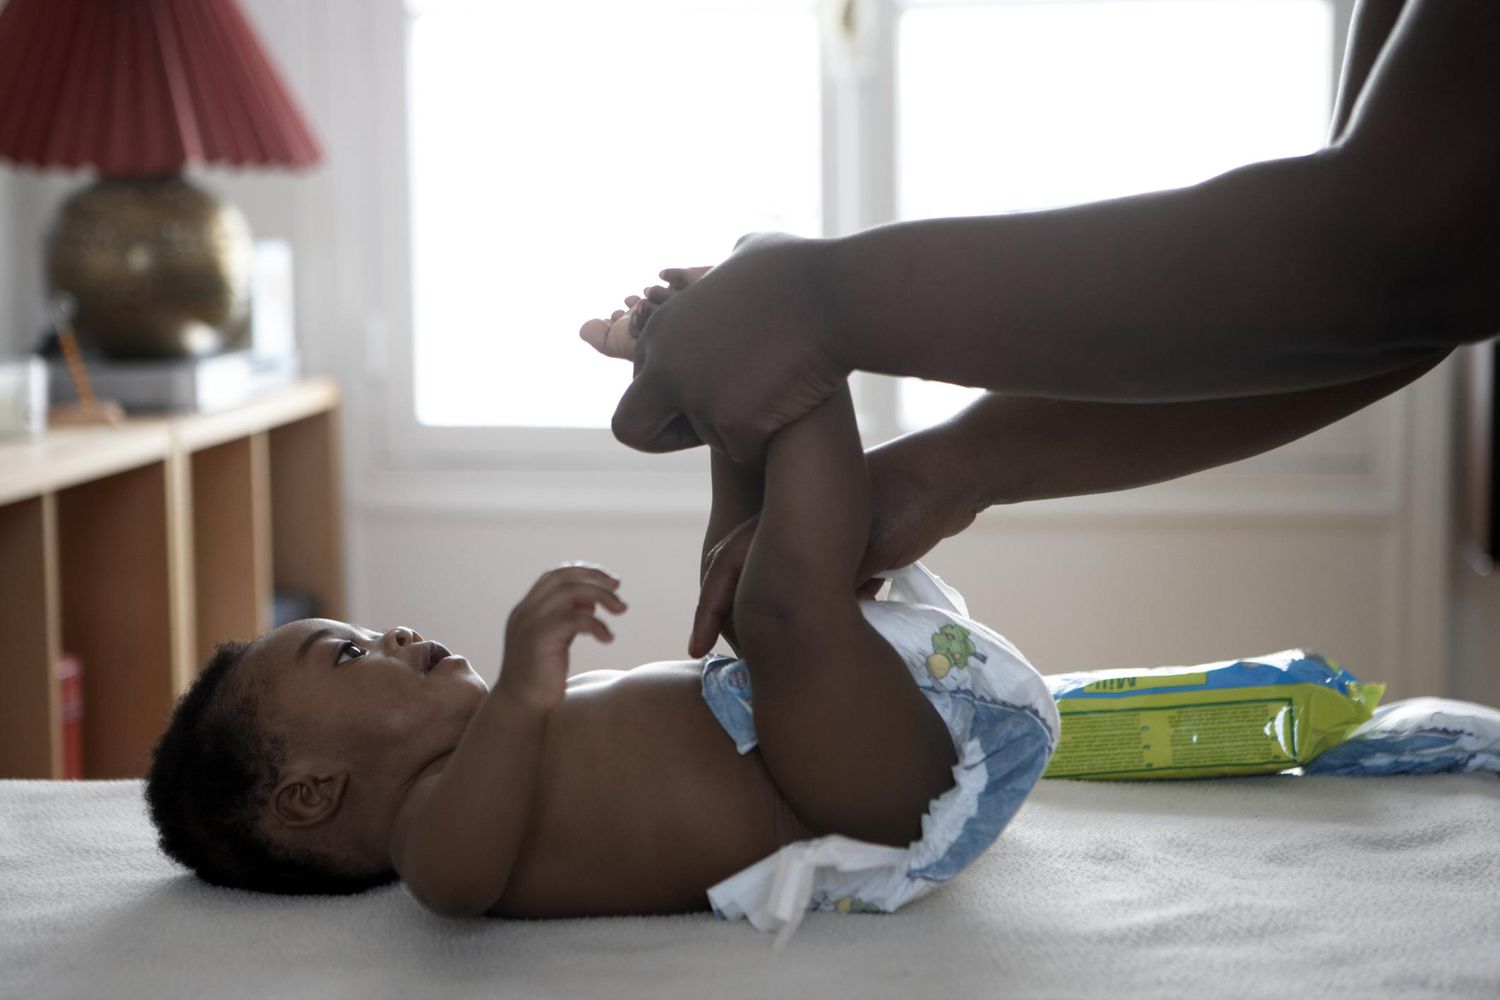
[612,375,703,452]
[690,525,754,656]
[632,299,657,333]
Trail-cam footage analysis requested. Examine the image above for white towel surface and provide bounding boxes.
[2,776,1497,1000]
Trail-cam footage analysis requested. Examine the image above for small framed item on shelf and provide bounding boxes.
[0,356,46,439]
[57,653,83,780]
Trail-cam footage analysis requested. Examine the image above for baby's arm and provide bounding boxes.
[388,566,625,917]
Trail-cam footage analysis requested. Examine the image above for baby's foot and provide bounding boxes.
[578,294,643,360]
[579,266,713,360]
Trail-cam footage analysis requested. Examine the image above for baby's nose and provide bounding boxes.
[387,626,423,648]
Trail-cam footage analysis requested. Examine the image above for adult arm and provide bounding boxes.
[616,0,1498,459]
[689,350,1443,655]
[830,0,1495,401]
[885,352,1444,517]
[1328,0,1409,143]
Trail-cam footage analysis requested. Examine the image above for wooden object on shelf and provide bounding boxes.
[0,378,343,779]
[49,323,125,427]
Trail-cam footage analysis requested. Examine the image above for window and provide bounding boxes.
[894,0,1335,429]
[407,0,822,428]
[403,0,1342,444]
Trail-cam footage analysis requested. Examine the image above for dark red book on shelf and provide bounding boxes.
[57,654,83,780]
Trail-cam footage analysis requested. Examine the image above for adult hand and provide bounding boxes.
[688,435,980,657]
[610,232,850,465]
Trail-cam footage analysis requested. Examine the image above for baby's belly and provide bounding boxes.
[487,660,806,917]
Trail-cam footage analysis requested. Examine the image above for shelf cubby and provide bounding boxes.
[0,379,342,779]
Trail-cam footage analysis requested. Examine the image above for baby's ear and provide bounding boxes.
[270,770,350,828]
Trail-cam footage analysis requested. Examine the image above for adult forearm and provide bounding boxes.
[822,1,1497,403]
[827,151,1433,402]
[939,356,1444,508]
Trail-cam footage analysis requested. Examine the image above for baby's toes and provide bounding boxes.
[579,317,612,354]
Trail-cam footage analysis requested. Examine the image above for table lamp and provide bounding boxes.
[0,0,321,358]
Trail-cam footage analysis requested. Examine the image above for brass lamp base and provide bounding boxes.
[45,174,253,359]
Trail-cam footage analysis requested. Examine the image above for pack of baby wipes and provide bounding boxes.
[1043,650,1383,779]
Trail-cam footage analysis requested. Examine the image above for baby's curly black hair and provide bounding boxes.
[144,639,396,896]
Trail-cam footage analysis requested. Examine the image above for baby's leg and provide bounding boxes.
[733,385,956,847]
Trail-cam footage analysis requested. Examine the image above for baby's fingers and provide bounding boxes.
[569,611,614,644]
[573,583,627,616]
[545,579,628,617]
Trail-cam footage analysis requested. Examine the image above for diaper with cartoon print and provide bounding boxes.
[699,563,1058,946]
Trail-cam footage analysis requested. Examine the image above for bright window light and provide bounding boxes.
[895,0,1334,431]
[408,0,821,427]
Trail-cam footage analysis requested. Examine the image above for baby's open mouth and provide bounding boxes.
[423,642,451,673]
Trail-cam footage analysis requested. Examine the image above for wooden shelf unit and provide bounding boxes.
[0,378,344,779]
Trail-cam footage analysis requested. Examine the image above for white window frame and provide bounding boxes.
[353,0,1375,512]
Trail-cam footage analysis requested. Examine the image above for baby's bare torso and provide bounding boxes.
[486,660,807,917]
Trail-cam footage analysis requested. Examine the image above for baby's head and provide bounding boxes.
[146,619,487,895]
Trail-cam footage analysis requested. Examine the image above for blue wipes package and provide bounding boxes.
[1302,697,1500,776]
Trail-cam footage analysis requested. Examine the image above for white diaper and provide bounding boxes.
[699,563,1058,947]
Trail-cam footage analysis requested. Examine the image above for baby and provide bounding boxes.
[146,271,1057,933]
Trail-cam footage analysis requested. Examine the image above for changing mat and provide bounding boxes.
[3,777,1497,1000]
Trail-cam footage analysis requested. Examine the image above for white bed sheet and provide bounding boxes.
[2,776,1497,1000]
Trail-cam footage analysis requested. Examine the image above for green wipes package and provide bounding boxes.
[1043,650,1383,779]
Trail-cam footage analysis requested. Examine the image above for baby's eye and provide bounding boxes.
[337,641,367,665]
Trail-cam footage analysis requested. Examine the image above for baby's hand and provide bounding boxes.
[498,564,626,713]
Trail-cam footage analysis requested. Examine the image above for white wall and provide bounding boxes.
[1453,571,1500,707]
[4,0,1496,704]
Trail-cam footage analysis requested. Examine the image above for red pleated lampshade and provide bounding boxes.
[0,0,321,176]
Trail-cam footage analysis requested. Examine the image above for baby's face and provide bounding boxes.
[245,618,488,785]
